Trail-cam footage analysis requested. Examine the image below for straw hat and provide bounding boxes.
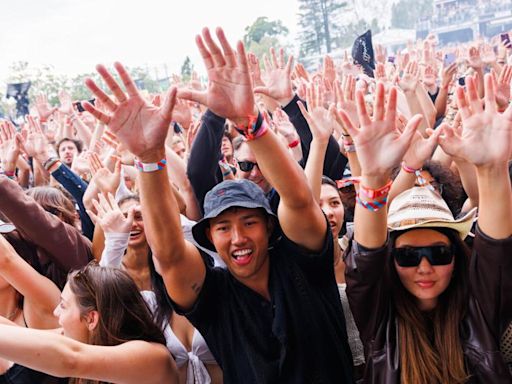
[388,187,477,239]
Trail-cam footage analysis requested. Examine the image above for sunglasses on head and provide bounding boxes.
[392,245,454,267]
[237,160,258,172]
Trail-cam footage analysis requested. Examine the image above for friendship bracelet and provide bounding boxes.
[288,139,300,148]
[358,179,393,200]
[356,193,388,212]
[401,161,421,174]
[134,158,167,172]
[344,144,356,153]
[43,157,60,171]
[235,112,264,139]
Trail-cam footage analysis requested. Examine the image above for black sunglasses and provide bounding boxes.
[393,245,454,267]
[237,160,258,172]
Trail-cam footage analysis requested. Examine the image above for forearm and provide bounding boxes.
[249,129,312,208]
[354,175,389,248]
[475,164,512,239]
[415,84,436,128]
[304,138,329,201]
[0,325,81,378]
[404,90,429,136]
[139,151,187,264]
[454,159,479,208]
[70,115,92,147]
[434,87,449,118]
[388,169,416,205]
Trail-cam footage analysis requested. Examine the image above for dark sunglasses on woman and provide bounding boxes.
[392,245,454,267]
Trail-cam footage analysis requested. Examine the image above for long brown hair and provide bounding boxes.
[389,228,470,384]
[68,262,166,384]
[26,186,77,227]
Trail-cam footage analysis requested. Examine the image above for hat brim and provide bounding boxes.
[388,207,477,239]
[192,201,278,252]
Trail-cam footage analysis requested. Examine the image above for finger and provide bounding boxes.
[125,206,136,225]
[84,78,117,112]
[253,86,273,98]
[202,27,226,67]
[83,102,111,126]
[160,86,178,122]
[355,90,372,127]
[297,100,313,126]
[337,108,358,137]
[466,76,482,113]
[176,88,207,106]
[385,86,398,123]
[98,192,114,211]
[113,157,122,176]
[86,209,99,224]
[399,114,423,148]
[195,34,214,70]
[95,64,128,103]
[270,47,279,69]
[374,82,385,121]
[113,62,141,98]
[284,53,293,74]
[107,192,119,211]
[455,86,471,120]
[483,73,497,113]
[92,198,107,217]
[263,54,272,74]
[216,27,236,68]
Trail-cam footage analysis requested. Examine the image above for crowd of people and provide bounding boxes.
[0,24,511,384]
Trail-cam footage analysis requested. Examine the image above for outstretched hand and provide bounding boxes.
[177,27,256,126]
[338,82,422,179]
[438,74,512,167]
[87,192,134,233]
[83,62,177,162]
[253,47,294,107]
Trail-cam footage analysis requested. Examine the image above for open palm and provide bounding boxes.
[177,28,255,125]
[84,62,176,161]
[439,75,512,166]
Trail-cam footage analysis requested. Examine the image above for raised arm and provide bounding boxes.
[339,84,422,248]
[0,235,60,329]
[84,62,205,311]
[179,28,327,251]
[0,325,177,384]
[438,74,512,238]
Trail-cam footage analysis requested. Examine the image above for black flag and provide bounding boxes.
[352,30,375,78]
[6,82,31,118]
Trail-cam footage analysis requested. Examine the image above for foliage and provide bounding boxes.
[243,17,289,46]
[391,0,433,29]
[181,56,194,82]
[297,0,348,56]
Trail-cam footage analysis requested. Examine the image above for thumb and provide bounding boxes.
[177,88,207,106]
[112,157,122,175]
[253,86,272,98]
[160,86,177,122]
[125,206,136,226]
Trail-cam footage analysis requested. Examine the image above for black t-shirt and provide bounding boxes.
[173,227,354,384]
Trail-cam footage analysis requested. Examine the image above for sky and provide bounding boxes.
[0,0,299,83]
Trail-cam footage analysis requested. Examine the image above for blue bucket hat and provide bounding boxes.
[192,179,279,251]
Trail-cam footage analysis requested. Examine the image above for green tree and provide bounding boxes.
[180,56,194,82]
[243,17,289,45]
[391,0,433,29]
[297,0,348,56]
